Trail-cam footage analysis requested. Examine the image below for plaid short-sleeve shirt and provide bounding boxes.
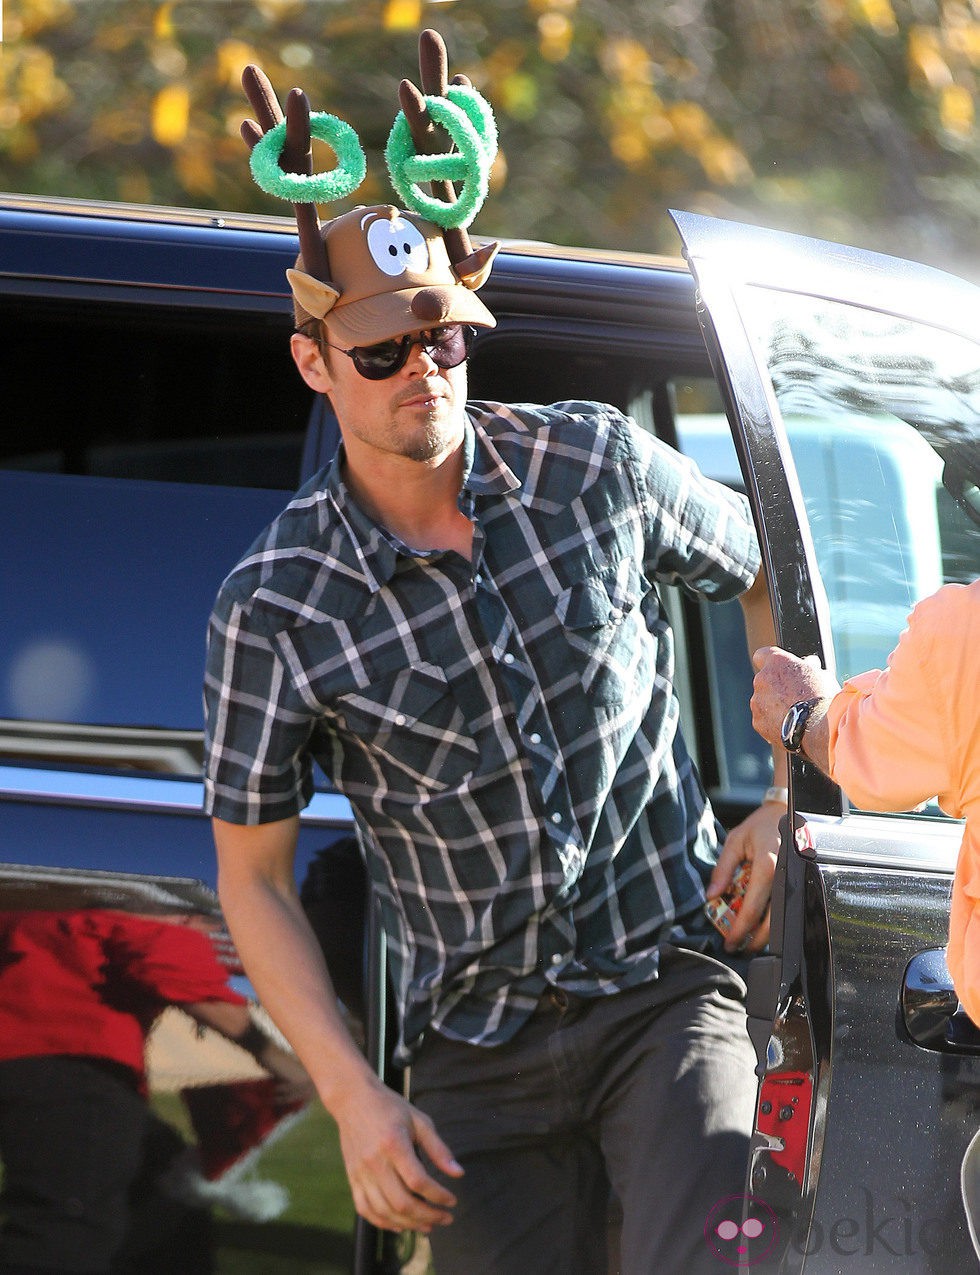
[204,401,760,1060]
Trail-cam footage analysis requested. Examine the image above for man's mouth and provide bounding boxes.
[397,385,445,409]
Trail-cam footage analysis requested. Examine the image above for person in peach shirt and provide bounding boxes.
[750,579,979,1020]
[749,578,980,1254]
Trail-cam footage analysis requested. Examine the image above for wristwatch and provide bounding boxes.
[780,697,822,754]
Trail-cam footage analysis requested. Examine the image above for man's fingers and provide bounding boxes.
[706,834,742,899]
[354,1142,458,1233]
[723,890,769,952]
[357,1172,455,1233]
[412,1112,465,1181]
[343,1106,462,1234]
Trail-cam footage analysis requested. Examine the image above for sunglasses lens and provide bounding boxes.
[426,325,472,368]
[347,326,475,380]
[350,340,406,380]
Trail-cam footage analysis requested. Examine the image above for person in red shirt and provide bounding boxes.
[0,908,310,1275]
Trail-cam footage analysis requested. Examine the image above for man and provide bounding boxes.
[204,203,784,1274]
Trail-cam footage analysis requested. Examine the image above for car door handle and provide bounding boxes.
[902,949,980,1053]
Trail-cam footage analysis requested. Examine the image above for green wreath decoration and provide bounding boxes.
[385,85,498,229]
[249,112,366,204]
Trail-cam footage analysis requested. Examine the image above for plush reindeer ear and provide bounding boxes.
[285,269,341,319]
[454,242,499,291]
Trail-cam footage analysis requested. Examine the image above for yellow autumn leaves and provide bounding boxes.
[601,38,752,185]
[0,0,976,260]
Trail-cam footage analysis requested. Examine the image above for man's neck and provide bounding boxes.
[341,445,473,559]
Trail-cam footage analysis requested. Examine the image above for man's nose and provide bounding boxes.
[404,339,439,374]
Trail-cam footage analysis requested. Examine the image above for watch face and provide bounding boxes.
[781,699,816,753]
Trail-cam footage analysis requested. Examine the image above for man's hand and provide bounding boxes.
[750,647,840,748]
[706,801,782,953]
[333,1074,464,1234]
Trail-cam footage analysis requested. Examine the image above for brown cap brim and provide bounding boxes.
[324,285,496,347]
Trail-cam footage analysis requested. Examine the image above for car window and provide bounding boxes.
[669,378,772,802]
[733,287,980,816]
[0,297,309,488]
[0,298,309,777]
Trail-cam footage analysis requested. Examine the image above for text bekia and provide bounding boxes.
[793,1188,944,1259]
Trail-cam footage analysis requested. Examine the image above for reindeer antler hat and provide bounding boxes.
[240,29,499,345]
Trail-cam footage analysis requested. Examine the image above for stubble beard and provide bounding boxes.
[394,393,463,464]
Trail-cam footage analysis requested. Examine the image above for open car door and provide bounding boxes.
[673,211,980,1272]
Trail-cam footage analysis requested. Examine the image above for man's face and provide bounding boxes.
[291,327,469,468]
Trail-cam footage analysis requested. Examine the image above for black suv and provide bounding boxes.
[0,193,977,1274]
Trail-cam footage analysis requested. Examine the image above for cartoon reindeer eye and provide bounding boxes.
[366,216,429,277]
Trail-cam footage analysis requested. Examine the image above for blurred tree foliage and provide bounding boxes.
[1,0,977,275]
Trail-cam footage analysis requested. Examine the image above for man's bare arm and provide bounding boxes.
[738,569,789,787]
[706,567,784,951]
[212,816,463,1233]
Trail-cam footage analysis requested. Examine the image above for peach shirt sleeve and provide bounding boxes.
[824,580,980,1022]
[825,594,959,817]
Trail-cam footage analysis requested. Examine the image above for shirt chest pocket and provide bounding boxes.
[556,562,651,706]
[335,661,479,793]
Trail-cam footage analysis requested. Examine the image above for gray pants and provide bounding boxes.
[411,947,757,1275]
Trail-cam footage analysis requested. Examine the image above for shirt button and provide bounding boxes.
[503,652,515,665]
[550,812,562,824]
[529,732,541,745]
[550,953,562,966]
[474,574,484,586]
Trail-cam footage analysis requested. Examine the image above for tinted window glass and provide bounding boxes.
[736,288,979,817]
[0,299,308,775]
[671,379,772,800]
[738,290,979,679]
[0,298,308,487]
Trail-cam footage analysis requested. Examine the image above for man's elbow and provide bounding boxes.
[213,815,302,901]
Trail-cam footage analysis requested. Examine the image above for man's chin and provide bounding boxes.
[401,416,464,464]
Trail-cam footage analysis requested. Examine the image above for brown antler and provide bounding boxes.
[241,66,331,285]
[398,29,497,287]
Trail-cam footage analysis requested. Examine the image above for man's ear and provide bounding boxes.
[290,331,333,393]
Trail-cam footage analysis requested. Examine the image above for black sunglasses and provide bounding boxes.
[304,323,475,381]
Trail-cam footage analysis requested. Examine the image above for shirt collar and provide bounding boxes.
[318,450,399,592]
[322,413,521,593]
[460,413,522,499]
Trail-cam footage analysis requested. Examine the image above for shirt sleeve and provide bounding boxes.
[826,595,954,814]
[105,914,247,1006]
[626,417,761,600]
[203,595,316,825]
